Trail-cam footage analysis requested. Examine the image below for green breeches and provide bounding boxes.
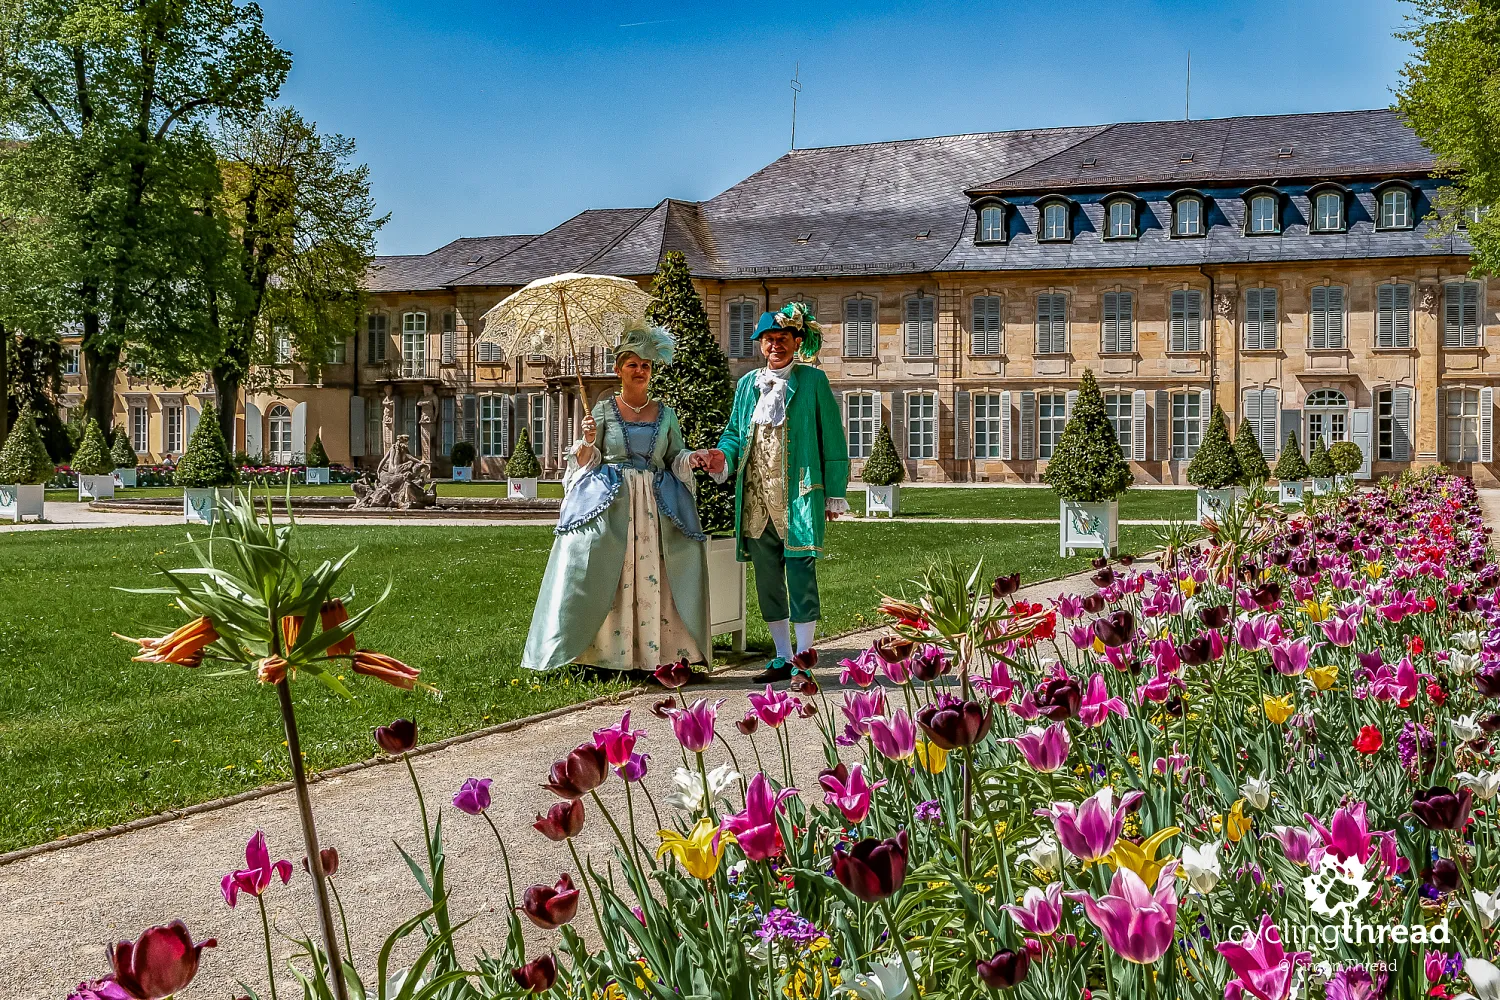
[745,524,820,624]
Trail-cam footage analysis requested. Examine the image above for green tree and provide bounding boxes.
[861,423,905,486]
[450,440,475,468]
[1397,1,1500,276]
[71,417,113,475]
[1187,405,1242,489]
[110,426,137,469]
[1308,435,1336,479]
[506,427,541,479]
[174,403,237,488]
[306,433,329,468]
[1044,370,1133,502]
[0,406,56,483]
[1274,431,1309,480]
[0,0,291,433]
[1328,440,1363,477]
[1233,419,1272,483]
[4,329,70,462]
[646,250,735,533]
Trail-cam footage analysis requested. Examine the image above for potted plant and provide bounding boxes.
[450,440,476,482]
[111,427,138,487]
[72,418,116,499]
[0,407,55,522]
[1273,430,1309,503]
[1308,436,1335,495]
[860,423,904,517]
[1187,404,1243,522]
[505,427,541,499]
[175,403,238,524]
[1044,370,1131,556]
[1328,440,1363,492]
[1233,418,1271,498]
[304,433,331,485]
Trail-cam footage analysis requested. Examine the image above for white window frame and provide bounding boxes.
[845,391,877,459]
[1106,199,1135,239]
[1103,392,1133,455]
[64,347,80,375]
[1446,388,1481,463]
[1171,391,1202,459]
[726,299,757,359]
[1313,191,1344,232]
[843,297,876,358]
[971,295,1002,356]
[973,393,1005,458]
[163,405,182,455]
[325,338,347,365]
[131,405,149,455]
[906,392,936,459]
[1376,284,1413,349]
[530,394,545,445]
[903,295,936,357]
[1174,196,1203,237]
[1041,201,1070,241]
[1305,389,1350,449]
[1101,290,1134,353]
[268,404,293,464]
[1169,289,1203,353]
[978,205,1005,243]
[1037,392,1067,460]
[402,312,427,376]
[1308,285,1346,350]
[1248,193,1279,234]
[1379,188,1412,230]
[273,328,292,364]
[1035,293,1067,355]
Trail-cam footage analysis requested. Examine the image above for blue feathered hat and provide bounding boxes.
[752,301,822,360]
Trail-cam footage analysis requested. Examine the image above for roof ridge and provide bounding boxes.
[578,200,667,271]
[785,123,1102,155]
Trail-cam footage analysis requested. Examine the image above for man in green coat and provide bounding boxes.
[691,301,849,683]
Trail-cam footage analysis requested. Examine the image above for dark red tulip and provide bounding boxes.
[1475,666,1500,699]
[1453,594,1479,614]
[917,695,994,749]
[109,921,216,1000]
[511,953,558,993]
[991,572,1021,597]
[874,635,915,664]
[833,830,908,903]
[301,848,339,877]
[650,696,677,719]
[653,658,693,689]
[1176,634,1213,667]
[1093,610,1135,647]
[977,948,1031,989]
[910,646,952,682]
[736,713,760,735]
[1425,858,1461,893]
[797,699,818,718]
[1118,554,1134,566]
[820,762,849,786]
[1090,567,1115,587]
[1481,713,1500,734]
[1412,786,1473,831]
[1284,531,1304,547]
[542,743,608,799]
[1198,605,1230,629]
[533,799,586,841]
[521,874,580,928]
[1033,677,1081,721]
[1251,582,1281,608]
[1090,556,1110,569]
[790,672,820,696]
[1269,550,1291,567]
[1080,593,1106,614]
[1290,558,1318,578]
[373,719,417,755]
[791,648,819,673]
[1336,536,1355,554]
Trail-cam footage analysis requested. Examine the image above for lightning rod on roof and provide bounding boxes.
[790,63,802,150]
[1185,51,1191,121]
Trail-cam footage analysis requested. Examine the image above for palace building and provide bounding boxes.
[64,108,1495,485]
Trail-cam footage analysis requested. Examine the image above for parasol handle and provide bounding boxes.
[556,288,590,407]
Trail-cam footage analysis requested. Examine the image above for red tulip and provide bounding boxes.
[833,830,908,903]
[534,799,586,841]
[511,953,558,993]
[653,658,693,689]
[108,920,216,1000]
[373,718,417,755]
[542,743,608,799]
[521,874,580,928]
[1353,726,1383,755]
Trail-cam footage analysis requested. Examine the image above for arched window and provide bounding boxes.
[1105,199,1135,239]
[1379,187,1413,229]
[1305,389,1349,451]
[978,205,1005,242]
[268,404,293,464]
[1248,193,1280,234]
[1174,196,1203,236]
[1313,191,1344,232]
[1040,201,1070,241]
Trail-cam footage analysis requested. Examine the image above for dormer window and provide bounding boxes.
[1170,191,1205,237]
[1378,185,1414,229]
[1105,197,1136,239]
[1039,199,1071,242]
[1312,189,1345,233]
[977,203,1006,243]
[1246,190,1281,235]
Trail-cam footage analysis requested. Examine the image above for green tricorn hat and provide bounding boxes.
[752,301,822,361]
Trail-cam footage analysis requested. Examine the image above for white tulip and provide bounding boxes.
[1452,630,1482,652]
[1458,772,1500,801]
[1016,832,1061,871]
[1240,775,1272,810]
[847,956,914,1000]
[1473,889,1500,930]
[1179,841,1223,894]
[1460,957,1500,1000]
[1450,651,1482,676]
[663,763,740,812]
[1454,714,1485,743]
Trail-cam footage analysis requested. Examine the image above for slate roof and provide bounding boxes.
[454,208,655,287]
[366,235,534,292]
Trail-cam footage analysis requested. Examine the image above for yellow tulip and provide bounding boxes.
[1307,664,1339,691]
[1262,693,1295,725]
[656,817,733,879]
[1106,825,1181,885]
[1222,799,1253,843]
[1363,561,1384,580]
[1178,576,1197,597]
[1300,598,1331,622]
[1092,637,1106,655]
[914,739,949,774]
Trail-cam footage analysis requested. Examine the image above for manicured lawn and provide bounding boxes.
[0,520,1156,852]
[45,481,566,502]
[844,487,1196,520]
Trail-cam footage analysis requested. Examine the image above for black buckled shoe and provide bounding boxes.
[752,657,793,684]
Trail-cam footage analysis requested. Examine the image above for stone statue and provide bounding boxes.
[381,391,396,456]
[352,433,436,509]
[418,397,436,462]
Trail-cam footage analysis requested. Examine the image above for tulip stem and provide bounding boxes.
[696,752,719,824]
[878,896,920,995]
[405,754,453,941]
[589,788,636,872]
[258,893,279,1000]
[481,810,517,909]
[327,877,353,966]
[567,838,622,971]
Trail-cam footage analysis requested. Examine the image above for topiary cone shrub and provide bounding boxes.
[1233,419,1271,484]
[1186,405,1241,490]
[1308,436,1336,479]
[72,419,115,476]
[1328,441,1362,477]
[174,404,238,488]
[861,423,905,486]
[306,433,330,468]
[111,428,138,469]
[450,440,476,468]
[506,427,541,479]
[1273,431,1309,480]
[0,407,57,485]
[1044,370,1132,502]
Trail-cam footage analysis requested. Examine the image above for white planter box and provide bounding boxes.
[1278,480,1306,504]
[1195,487,1244,523]
[114,468,137,488]
[508,477,538,500]
[1312,478,1334,496]
[78,475,115,500]
[864,483,900,517]
[708,535,747,657]
[0,484,45,523]
[1059,500,1118,557]
[451,466,473,482]
[1335,475,1354,492]
[304,467,330,485]
[183,488,234,525]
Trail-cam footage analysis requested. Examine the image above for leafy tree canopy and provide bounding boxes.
[1044,370,1133,502]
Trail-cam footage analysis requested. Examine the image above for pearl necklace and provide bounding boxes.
[616,393,652,416]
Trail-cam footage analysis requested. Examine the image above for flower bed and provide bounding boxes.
[71,470,1500,1000]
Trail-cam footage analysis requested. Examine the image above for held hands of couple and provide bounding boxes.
[688,449,727,474]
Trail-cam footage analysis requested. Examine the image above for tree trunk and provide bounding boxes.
[0,321,9,443]
[84,343,118,434]
[212,366,241,452]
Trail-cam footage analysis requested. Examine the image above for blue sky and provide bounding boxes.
[257,0,1416,255]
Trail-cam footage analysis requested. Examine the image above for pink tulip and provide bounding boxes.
[1136,664,1185,705]
[1036,787,1143,861]
[1002,881,1063,936]
[970,658,1015,704]
[1147,637,1181,674]
[838,649,879,688]
[1303,801,1377,865]
[819,763,887,824]
[1077,673,1128,728]
[1065,862,1179,964]
[665,698,724,753]
[719,773,796,860]
[1066,623,1095,650]
[1054,594,1084,619]
[1268,638,1322,676]
[839,689,887,737]
[592,711,644,766]
[748,685,799,729]
[1268,825,1317,866]
[221,831,293,907]
[1234,615,1283,652]
[1319,617,1358,647]
[867,710,917,760]
[1006,723,1071,772]
[1218,914,1312,1000]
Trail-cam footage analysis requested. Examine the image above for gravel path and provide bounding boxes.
[2,561,1097,998]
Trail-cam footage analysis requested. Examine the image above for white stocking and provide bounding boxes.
[794,620,816,653]
[768,618,793,660]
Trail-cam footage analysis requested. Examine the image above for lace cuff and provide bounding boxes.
[671,450,697,494]
[826,498,850,515]
[563,438,601,492]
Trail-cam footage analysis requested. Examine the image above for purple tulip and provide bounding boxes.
[1054,594,1084,619]
[664,697,725,753]
[592,711,644,767]
[1001,881,1063,935]
[221,831,293,907]
[1077,673,1129,728]
[1319,617,1358,647]
[819,762,887,824]
[616,751,650,782]
[838,648,879,687]
[1006,723,1071,772]
[1065,862,1179,964]
[1269,638,1322,676]
[1036,787,1143,862]
[867,710,917,760]
[749,685,799,728]
[452,777,492,815]
[1268,825,1317,866]
[970,658,1016,704]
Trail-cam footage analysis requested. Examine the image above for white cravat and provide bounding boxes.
[751,362,796,427]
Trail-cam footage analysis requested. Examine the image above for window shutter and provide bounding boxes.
[1102,292,1118,354]
[1244,289,1261,351]
[904,298,934,356]
[1391,387,1412,461]
[999,390,1013,460]
[1280,408,1301,458]
[1351,407,1373,478]
[1065,389,1078,421]
[1154,390,1170,460]
[1170,290,1186,352]
[468,395,482,453]
[513,392,529,456]
[1019,391,1036,460]
[1393,284,1411,348]
[955,390,972,460]
[1199,390,1212,447]
[1310,286,1328,350]
[1259,389,1279,457]
[1261,289,1278,350]
[1483,386,1494,464]
[1436,387,1446,459]
[1446,284,1464,348]
[1376,285,1395,349]
[922,297,935,356]
[1330,287,1345,348]
[442,328,456,365]
[1118,291,1133,352]
[1464,282,1481,347]
[1131,388,1147,460]
[349,396,366,457]
[890,389,906,458]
